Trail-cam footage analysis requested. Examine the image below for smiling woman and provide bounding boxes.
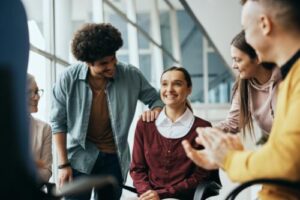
[130,67,214,200]
[215,31,281,142]
[27,73,52,182]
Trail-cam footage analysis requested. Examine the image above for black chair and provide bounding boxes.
[40,175,118,200]
[224,178,300,200]
[123,170,222,200]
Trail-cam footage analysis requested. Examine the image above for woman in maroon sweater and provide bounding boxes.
[130,67,212,200]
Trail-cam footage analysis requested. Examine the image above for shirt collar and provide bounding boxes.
[280,50,300,80]
[78,62,89,80]
[156,107,194,127]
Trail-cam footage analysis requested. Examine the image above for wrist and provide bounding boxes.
[58,162,71,169]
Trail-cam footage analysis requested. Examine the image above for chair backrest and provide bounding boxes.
[224,178,300,200]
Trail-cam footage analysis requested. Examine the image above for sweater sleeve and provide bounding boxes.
[223,82,300,182]
[38,123,52,182]
[214,89,240,133]
[130,120,152,195]
[156,167,211,198]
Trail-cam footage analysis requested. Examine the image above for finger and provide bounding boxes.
[227,134,243,150]
[141,112,146,122]
[154,110,160,119]
[198,132,214,149]
[197,128,218,147]
[150,110,155,122]
[196,127,205,135]
[182,140,205,166]
[145,111,149,122]
[140,191,152,200]
[202,128,227,148]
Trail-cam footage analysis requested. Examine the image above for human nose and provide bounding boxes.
[232,62,238,70]
[166,84,174,92]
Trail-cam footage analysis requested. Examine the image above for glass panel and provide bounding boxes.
[55,0,93,62]
[104,3,129,50]
[208,51,234,103]
[139,54,151,82]
[136,13,151,49]
[177,10,204,103]
[158,1,173,67]
[106,0,127,13]
[22,0,49,51]
[136,0,152,37]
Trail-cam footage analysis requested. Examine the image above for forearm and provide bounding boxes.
[223,135,300,182]
[156,171,210,197]
[53,132,69,165]
[38,167,52,182]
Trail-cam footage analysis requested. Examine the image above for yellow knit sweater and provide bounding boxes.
[223,58,300,200]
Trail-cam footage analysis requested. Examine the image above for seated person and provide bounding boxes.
[130,67,212,200]
[27,73,52,182]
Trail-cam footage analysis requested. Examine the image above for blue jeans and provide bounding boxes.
[65,152,123,200]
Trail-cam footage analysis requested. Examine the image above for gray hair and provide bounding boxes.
[27,73,36,89]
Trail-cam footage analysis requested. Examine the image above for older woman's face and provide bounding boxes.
[28,81,40,113]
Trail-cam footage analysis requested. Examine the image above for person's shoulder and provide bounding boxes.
[136,117,156,130]
[60,62,85,78]
[117,62,141,74]
[32,117,51,131]
[194,116,212,127]
[57,62,86,83]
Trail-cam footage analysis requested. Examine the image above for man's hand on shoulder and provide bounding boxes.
[141,107,162,122]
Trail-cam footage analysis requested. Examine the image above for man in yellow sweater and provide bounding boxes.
[182,0,300,199]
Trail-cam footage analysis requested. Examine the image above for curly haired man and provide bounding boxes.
[50,23,163,200]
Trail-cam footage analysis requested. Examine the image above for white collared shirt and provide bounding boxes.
[155,107,195,139]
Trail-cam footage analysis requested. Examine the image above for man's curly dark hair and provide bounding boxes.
[71,23,123,63]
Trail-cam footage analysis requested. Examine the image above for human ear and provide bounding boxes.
[259,14,272,35]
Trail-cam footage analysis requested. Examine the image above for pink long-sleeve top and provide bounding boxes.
[130,117,212,199]
[215,67,281,136]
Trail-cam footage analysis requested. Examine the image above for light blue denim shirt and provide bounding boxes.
[50,62,163,179]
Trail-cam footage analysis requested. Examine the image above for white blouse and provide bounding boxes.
[155,108,195,139]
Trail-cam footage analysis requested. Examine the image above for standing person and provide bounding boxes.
[215,31,280,144]
[182,0,300,199]
[130,67,213,200]
[28,73,52,182]
[50,23,163,200]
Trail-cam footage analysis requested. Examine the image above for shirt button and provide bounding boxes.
[167,150,171,153]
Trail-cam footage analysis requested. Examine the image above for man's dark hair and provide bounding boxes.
[71,23,123,63]
[243,0,300,32]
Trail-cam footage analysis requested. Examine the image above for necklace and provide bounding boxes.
[88,76,107,93]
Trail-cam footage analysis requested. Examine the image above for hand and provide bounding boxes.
[141,107,162,122]
[182,127,244,170]
[139,190,160,200]
[58,167,73,188]
[182,140,219,170]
